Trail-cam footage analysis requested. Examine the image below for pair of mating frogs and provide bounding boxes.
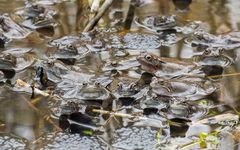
[186,30,240,49]
[136,48,232,100]
[137,47,232,77]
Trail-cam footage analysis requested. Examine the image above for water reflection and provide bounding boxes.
[0,0,240,149]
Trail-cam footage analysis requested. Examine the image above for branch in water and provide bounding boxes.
[84,0,113,32]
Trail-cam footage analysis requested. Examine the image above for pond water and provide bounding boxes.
[0,0,240,149]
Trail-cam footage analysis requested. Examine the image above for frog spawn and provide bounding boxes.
[36,132,106,150]
[0,134,28,150]
[122,32,181,49]
[112,127,161,150]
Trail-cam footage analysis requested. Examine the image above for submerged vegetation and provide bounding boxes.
[0,0,240,149]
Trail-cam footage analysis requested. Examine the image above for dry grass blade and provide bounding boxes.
[15,79,61,102]
[16,79,49,97]
[92,109,134,118]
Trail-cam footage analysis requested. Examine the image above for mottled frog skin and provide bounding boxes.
[0,14,32,39]
[77,82,111,101]
[187,30,240,49]
[150,77,216,100]
[192,47,233,67]
[135,15,177,32]
[137,52,199,78]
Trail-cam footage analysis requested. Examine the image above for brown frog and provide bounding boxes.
[186,30,240,49]
[192,47,233,67]
[134,15,177,32]
[150,77,216,100]
[137,52,200,78]
[0,14,32,39]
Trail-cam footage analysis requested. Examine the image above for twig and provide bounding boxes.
[92,109,134,118]
[15,79,61,101]
[16,79,49,97]
[124,0,136,30]
[179,141,200,150]
[90,0,101,13]
[84,0,113,32]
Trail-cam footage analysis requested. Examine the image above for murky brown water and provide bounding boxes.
[0,0,240,149]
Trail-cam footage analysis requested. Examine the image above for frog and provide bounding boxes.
[139,93,170,112]
[192,47,233,67]
[134,15,177,32]
[107,77,148,106]
[167,101,208,120]
[114,82,139,98]
[193,113,239,127]
[76,81,112,108]
[50,42,91,65]
[0,52,35,74]
[0,14,32,39]
[150,77,216,100]
[136,52,201,78]
[36,58,71,83]
[135,14,199,35]
[102,57,140,72]
[186,30,240,49]
[15,3,57,31]
[77,82,111,100]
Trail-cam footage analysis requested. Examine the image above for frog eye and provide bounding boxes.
[145,55,152,60]
[67,44,75,49]
[204,49,211,55]
[95,82,100,86]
